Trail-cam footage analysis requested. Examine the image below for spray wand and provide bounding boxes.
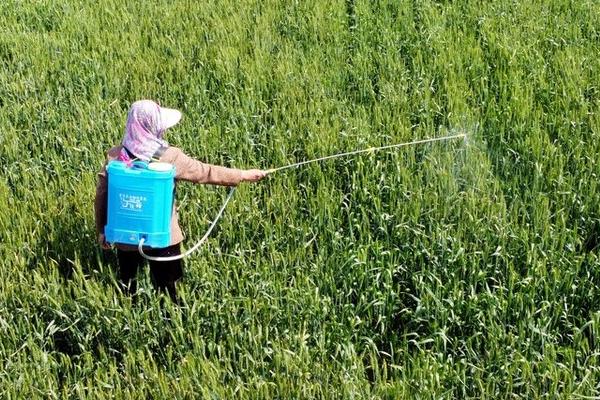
[139,133,466,261]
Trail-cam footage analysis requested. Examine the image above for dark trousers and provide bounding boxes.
[116,243,183,304]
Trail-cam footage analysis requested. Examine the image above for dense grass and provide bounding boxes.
[1,0,599,398]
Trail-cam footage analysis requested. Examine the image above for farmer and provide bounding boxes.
[94,99,266,303]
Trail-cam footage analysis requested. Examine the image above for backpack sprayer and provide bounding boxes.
[104,161,176,247]
[105,133,466,262]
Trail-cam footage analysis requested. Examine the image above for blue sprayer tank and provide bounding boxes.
[105,160,175,248]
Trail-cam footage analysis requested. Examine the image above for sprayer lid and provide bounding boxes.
[148,162,173,172]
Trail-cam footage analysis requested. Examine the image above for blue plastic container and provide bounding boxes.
[105,160,175,248]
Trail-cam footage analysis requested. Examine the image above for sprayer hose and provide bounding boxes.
[138,186,236,261]
[138,133,465,261]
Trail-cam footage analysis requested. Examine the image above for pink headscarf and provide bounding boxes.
[119,100,182,163]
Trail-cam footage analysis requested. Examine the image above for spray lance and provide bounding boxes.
[130,132,467,261]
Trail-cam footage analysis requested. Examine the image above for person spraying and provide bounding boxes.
[94,99,267,303]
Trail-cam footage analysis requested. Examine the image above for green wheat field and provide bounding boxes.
[1,0,599,398]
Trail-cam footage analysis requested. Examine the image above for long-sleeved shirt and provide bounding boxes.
[94,145,243,250]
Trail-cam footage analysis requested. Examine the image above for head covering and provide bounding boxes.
[118,100,182,163]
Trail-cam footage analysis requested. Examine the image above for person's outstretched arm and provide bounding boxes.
[162,147,266,186]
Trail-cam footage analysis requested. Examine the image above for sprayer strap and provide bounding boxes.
[123,146,168,163]
[123,146,137,161]
[151,146,168,162]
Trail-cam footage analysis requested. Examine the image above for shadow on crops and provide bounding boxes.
[49,304,176,361]
[37,202,117,283]
[583,220,600,253]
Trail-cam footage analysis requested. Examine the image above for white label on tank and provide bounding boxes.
[119,193,147,212]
